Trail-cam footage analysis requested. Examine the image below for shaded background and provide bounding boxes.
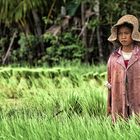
[0,0,139,66]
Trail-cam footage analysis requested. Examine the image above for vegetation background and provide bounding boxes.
[0,0,139,66]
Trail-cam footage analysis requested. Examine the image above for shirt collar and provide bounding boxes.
[115,45,140,56]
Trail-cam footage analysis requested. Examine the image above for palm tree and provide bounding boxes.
[0,0,42,33]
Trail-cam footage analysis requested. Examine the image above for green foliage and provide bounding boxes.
[41,32,85,66]
[1,0,140,66]
[66,0,80,16]
[100,0,140,25]
[8,32,85,66]
[11,33,41,65]
[87,18,99,29]
[0,0,44,24]
[42,17,53,25]
[0,37,8,48]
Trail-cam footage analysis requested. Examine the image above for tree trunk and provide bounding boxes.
[81,2,88,63]
[32,9,42,36]
[32,9,44,55]
[97,26,103,61]
[2,31,17,65]
[94,0,103,62]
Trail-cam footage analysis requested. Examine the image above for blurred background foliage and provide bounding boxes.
[0,0,139,66]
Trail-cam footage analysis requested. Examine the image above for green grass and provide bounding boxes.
[0,64,139,140]
[0,115,140,140]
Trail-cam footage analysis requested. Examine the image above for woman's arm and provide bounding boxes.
[107,57,112,115]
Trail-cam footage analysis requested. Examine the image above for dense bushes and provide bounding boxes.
[4,32,85,66]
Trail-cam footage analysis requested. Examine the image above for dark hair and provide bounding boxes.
[117,22,133,32]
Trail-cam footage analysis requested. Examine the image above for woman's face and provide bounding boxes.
[117,26,133,47]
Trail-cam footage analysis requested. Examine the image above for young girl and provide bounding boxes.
[107,14,140,122]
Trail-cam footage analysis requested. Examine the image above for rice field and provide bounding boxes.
[0,64,140,140]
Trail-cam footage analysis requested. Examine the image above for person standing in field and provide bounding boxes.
[106,14,140,122]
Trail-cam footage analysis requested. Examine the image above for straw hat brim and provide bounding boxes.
[108,15,140,43]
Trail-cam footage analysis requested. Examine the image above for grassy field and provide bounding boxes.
[0,64,140,140]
